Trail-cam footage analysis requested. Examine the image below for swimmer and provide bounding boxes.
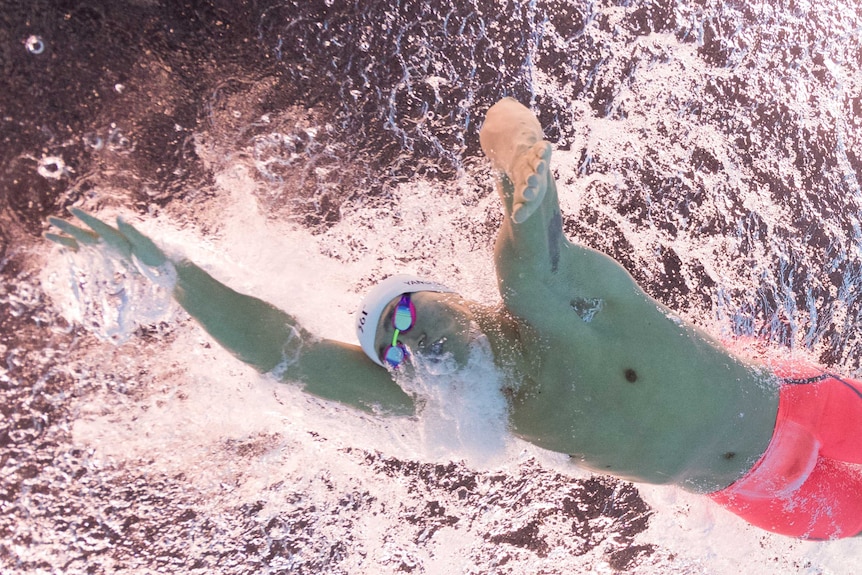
[47,98,862,540]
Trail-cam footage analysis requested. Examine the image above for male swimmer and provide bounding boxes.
[47,98,862,540]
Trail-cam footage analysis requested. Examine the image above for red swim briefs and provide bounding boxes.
[708,359,862,540]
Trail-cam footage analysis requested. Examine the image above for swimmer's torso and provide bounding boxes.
[501,245,780,493]
[482,97,779,491]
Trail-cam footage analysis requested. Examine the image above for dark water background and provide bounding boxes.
[2,0,861,572]
[4,0,861,356]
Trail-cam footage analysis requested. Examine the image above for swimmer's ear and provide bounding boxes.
[116,217,167,267]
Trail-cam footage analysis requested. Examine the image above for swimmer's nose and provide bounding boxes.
[427,337,447,356]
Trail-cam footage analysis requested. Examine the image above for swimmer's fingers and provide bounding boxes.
[69,208,133,260]
[49,211,169,270]
[511,201,539,224]
[47,216,100,246]
[512,173,544,224]
[500,172,545,224]
[509,142,551,224]
[116,217,167,267]
[44,232,81,251]
[46,216,103,252]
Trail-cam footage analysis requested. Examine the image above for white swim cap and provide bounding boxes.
[355,274,455,366]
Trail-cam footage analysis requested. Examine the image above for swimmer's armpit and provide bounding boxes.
[570,297,604,322]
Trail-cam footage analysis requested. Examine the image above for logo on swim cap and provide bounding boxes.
[355,274,454,366]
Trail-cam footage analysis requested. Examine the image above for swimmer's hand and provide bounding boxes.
[46,208,168,268]
[501,141,552,224]
[479,97,551,224]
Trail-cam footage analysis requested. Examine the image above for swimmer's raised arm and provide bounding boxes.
[480,99,639,319]
[46,211,415,416]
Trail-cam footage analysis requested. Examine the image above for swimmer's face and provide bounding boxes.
[373,291,475,370]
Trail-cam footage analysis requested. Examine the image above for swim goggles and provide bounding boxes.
[382,294,416,367]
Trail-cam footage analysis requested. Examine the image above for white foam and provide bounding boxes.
[395,333,512,467]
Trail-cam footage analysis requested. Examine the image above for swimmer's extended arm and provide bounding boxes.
[173,261,414,415]
[46,211,415,416]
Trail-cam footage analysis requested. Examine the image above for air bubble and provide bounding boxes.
[106,127,132,152]
[25,35,45,55]
[37,156,68,180]
[83,133,104,150]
